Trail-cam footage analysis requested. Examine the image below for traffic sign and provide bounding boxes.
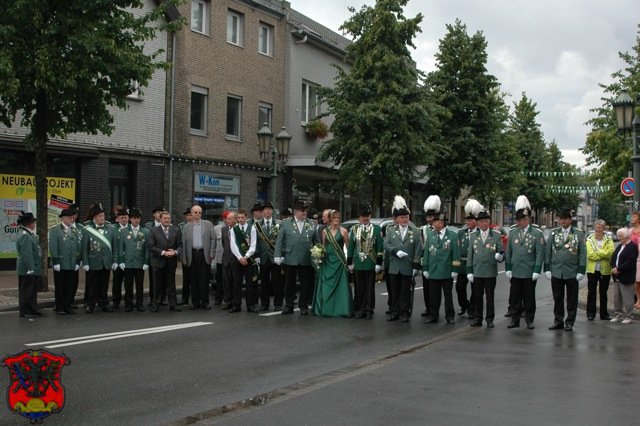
[621,177,634,197]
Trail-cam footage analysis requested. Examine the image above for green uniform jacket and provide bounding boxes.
[347,224,384,271]
[16,227,43,276]
[467,229,503,278]
[81,223,116,270]
[505,225,545,278]
[255,218,281,265]
[274,218,318,266]
[48,223,81,270]
[544,226,587,278]
[457,226,476,272]
[113,225,128,264]
[120,225,150,269]
[422,228,460,279]
[384,224,423,276]
[585,233,614,275]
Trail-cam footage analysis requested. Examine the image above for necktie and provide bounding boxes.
[401,227,406,240]
[298,221,303,233]
[482,231,487,243]
[266,221,270,232]
[242,225,246,233]
[519,229,524,241]
[563,229,569,240]
[164,226,169,238]
[133,227,138,237]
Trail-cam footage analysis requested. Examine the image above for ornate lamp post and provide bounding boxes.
[257,124,291,205]
[613,90,640,209]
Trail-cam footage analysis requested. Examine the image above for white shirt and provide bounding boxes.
[400,226,408,240]
[230,224,257,260]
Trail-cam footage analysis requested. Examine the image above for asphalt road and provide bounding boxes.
[1,272,638,425]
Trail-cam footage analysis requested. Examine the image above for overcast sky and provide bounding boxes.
[291,0,638,168]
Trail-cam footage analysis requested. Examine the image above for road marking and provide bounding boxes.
[25,322,213,349]
[260,308,300,317]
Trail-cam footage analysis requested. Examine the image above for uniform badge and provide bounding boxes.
[514,239,519,244]
[2,349,71,422]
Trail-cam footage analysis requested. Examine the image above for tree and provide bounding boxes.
[425,19,509,212]
[545,141,581,213]
[581,24,640,200]
[319,0,440,212]
[0,0,182,281]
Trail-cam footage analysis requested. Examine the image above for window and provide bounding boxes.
[126,81,141,100]
[258,23,273,56]
[191,0,209,34]
[109,161,135,212]
[226,95,242,140]
[190,85,208,135]
[227,10,244,46]
[258,102,272,130]
[301,82,320,123]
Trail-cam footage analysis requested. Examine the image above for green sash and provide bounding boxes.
[325,228,347,269]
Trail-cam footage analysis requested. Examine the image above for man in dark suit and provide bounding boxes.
[219,211,237,310]
[149,211,182,312]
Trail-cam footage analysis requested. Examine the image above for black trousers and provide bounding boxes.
[389,273,413,317]
[70,269,79,306]
[190,249,210,307]
[429,278,454,320]
[53,269,75,312]
[260,262,283,308]
[18,274,39,316]
[509,277,536,322]
[149,265,167,304]
[153,264,177,307]
[587,272,610,319]
[181,262,192,304]
[551,277,579,325]
[385,267,393,310]
[456,271,476,315]
[354,269,376,314]
[86,268,110,308]
[223,264,233,304]
[124,268,145,308]
[284,265,314,309]
[214,262,224,303]
[112,267,125,306]
[472,277,497,321]
[422,274,430,314]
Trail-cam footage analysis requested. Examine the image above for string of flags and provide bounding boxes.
[522,171,594,177]
[545,185,612,194]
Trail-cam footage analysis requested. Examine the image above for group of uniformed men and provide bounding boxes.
[15,192,586,331]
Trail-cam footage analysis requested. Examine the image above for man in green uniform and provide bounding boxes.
[348,205,384,319]
[49,208,80,315]
[466,208,503,328]
[255,201,283,311]
[545,208,586,332]
[505,195,545,329]
[119,208,150,312]
[457,199,482,320]
[16,212,42,318]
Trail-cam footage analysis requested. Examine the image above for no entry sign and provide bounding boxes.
[621,177,635,197]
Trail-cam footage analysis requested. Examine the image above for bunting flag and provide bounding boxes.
[521,171,595,177]
[544,185,612,194]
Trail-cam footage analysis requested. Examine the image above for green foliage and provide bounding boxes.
[304,119,329,139]
[319,0,440,206]
[425,19,513,205]
[596,193,627,227]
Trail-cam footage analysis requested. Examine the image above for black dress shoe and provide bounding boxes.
[201,304,211,310]
[400,315,410,323]
[56,310,67,315]
[504,311,512,317]
[151,305,160,312]
[587,316,594,321]
[300,307,309,316]
[20,313,36,319]
[424,317,438,324]
[470,321,482,327]
[169,306,182,312]
[281,306,294,315]
[125,307,133,312]
[190,305,201,310]
[446,318,455,325]
[247,306,259,313]
[136,306,145,312]
[458,308,467,316]
[221,303,231,310]
[601,315,611,321]
[32,310,43,316]
[526,322,535,330]
[548,322,564,330]
[229,307,241,313]
[274,305,282,312]
[354,311,365,319]
[259,305,269,312]
[387,314,399,321]
[102,306,114,313]
[564,324,573,331]
[214,300,222,306]
[365,312,373,320]
[85,306,94,313]
[486,321,494,328]
[507,321,520,328]
[420,310,430,317]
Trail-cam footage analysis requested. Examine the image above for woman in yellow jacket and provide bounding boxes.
[586,219,615,320]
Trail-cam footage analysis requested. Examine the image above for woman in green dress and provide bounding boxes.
[313,210,354,317]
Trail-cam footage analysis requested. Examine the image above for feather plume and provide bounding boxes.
[515,195,531,211]
[392,195,409,214]
[464,199,483,218]
[423,195,441,213]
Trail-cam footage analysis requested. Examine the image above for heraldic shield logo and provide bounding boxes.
[2,349,71,423]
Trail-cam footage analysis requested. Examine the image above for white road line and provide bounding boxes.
[260,308,300,317]
[25,322,213,348]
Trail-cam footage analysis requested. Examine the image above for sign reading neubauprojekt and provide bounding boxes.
[194,172,240,195]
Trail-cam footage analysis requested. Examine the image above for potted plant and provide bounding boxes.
[304,119,329,140]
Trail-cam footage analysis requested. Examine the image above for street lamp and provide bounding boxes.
[613,90,640,209]
[257,123,291,205]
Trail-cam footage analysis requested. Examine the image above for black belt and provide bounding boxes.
[192,248,204,252]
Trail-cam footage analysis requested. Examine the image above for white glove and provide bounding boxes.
[111,263,118,271]
[451,272,458,279]
[53,264,61,272]
[396,250,408,259]
[375,265,383,273]
[142,264,149,271]
[494,253,504,262]
[83,265,90,272]
[576,273,584,281]
[255,258,261,265]
[532,272,539,281]
[74,264,80,271]
[412,269,420,277]
[274,257,283,265]
[348,264,354,272]
[467,274,474,283]
[545,271,552,280]
[119,263,126,271]
[505,271,512,279]
[423,271,429,279]
[26,270,34,275]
